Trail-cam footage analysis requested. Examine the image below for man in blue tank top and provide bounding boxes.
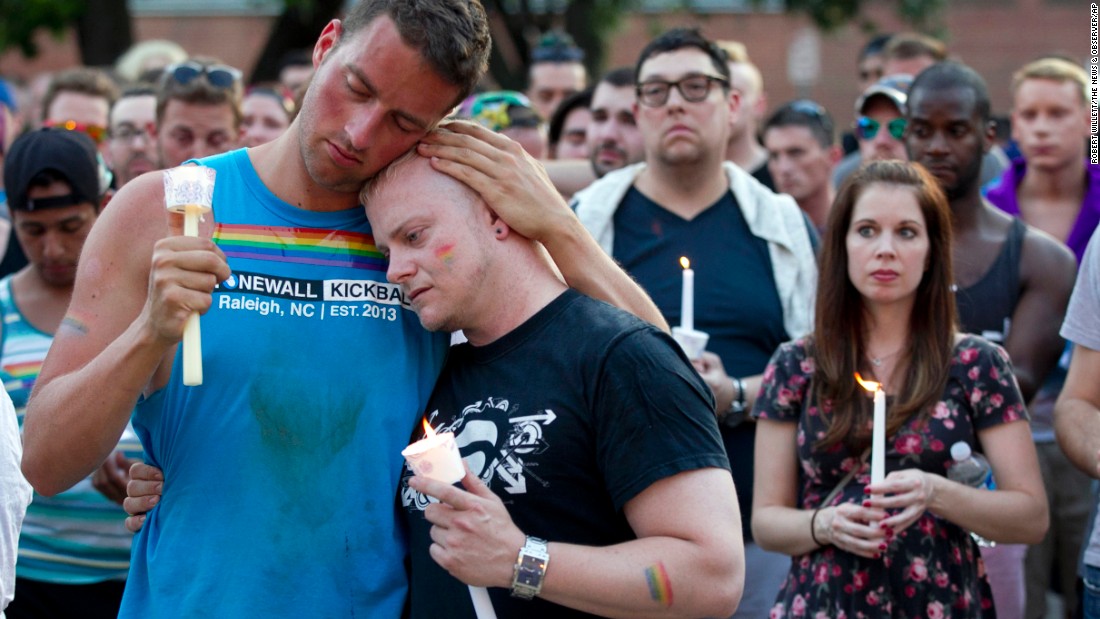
[19,2,665,617]
[905,61,1077,619]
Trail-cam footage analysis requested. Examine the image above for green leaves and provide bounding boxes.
[0,0,85,57]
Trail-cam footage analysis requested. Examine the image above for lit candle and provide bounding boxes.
[680,257,694,331]
[163,165,216,387]
[855,373,886,485]
[401,418,465,484]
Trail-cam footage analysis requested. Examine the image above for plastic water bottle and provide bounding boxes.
[946,441,996,547]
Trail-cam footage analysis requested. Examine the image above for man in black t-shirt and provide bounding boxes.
[364,149,743,619]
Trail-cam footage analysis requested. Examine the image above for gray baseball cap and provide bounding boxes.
[855,74,913,116]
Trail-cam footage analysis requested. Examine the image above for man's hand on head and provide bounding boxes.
[417,120,575,243]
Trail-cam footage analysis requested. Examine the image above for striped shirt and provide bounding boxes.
[0,276,141,584]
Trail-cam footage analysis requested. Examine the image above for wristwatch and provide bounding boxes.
[510,536,550,600]
[722,377,747,429]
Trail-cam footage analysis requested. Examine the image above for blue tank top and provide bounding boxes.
[0,276,141,585]
[121,149,448,618]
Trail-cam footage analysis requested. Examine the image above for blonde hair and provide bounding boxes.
[716,40,763,96]
[1012,57,1089,106]
[115,40,188,84]
[716,40,750,63]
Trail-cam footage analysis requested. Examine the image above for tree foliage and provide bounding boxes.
[0,0,946,76]
[0,0,84,57]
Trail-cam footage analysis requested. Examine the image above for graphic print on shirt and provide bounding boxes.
[212,222,412,322]
[402,397,555,512]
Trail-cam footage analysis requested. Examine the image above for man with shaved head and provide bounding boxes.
[364,151,743,618]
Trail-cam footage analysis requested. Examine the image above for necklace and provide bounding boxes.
[867,347,903,367]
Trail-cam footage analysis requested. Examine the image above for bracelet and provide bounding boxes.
[810,509,824,547]
[729,377,746,414]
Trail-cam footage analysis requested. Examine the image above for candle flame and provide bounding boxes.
[421,418,437,438]
[854,372,881,393]
[680,256,690,269]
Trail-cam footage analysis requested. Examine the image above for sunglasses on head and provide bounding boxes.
[44,119,107,144]
[165,62,242,90]
[856,116,907,141]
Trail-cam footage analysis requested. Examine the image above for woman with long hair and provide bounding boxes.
[752,160,1047,617]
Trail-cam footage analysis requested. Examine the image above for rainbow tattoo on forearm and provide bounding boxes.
[645,562,673,607]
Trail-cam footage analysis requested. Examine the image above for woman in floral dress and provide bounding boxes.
[752,161,1048,618]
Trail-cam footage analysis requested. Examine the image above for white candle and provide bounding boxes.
[164,166,215,387]
[680,257,694,331]
[469,584,498,619]
[870,387,885,485]
[855,373,886,485]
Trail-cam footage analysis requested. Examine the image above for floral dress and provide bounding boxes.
[755,335,1028,619]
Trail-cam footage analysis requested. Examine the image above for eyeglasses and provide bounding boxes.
[110,123,151,143]
[856,116,907,141]
[164,62,242,90]
[636,75,728,107]
[44,119,107,144]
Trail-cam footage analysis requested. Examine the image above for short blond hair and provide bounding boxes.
[716,40,763,96]
[1012,57,1089,106]
[716,40,750,63]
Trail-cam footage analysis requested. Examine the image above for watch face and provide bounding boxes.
[517,571,540,587]
[520,555,545,570]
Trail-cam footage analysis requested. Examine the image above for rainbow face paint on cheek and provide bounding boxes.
[645,562,673,607]
[434,243,456,265]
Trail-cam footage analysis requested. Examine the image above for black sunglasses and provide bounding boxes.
[165,62,242,90]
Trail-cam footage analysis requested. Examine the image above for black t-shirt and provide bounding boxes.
[400,290,729,619]
[611,186,789,540]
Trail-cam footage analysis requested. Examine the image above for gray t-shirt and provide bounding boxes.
[1060,227,1100,569]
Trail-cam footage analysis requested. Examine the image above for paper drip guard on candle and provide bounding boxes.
[671,326,710,360]
[401,420,465,485]
[163,165,215,387]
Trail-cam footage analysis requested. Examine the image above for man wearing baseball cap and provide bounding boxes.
[832,74,912,187]
[1,128,141,619]
[457,91,548,159]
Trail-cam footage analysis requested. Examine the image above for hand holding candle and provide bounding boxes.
[163,166,215,387]
[671,256,709,359]
[402,420,497,619]
[855,373,886,485]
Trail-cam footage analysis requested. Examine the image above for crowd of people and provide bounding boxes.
[0,1,1093,618]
